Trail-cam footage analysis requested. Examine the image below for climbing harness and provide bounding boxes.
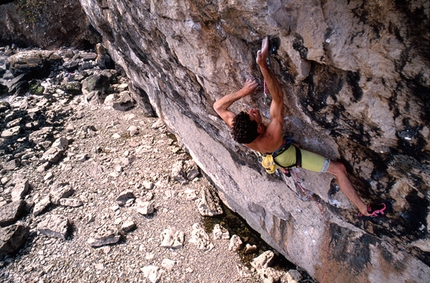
[261,137,302,175]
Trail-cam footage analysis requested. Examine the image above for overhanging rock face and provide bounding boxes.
[78,0,429,282]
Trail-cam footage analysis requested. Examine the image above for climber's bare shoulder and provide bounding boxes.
[245,123,284,153]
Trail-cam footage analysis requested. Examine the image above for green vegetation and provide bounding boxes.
[15,0,45,24]
[29,80,44,95]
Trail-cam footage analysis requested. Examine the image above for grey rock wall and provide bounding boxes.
[78,0,429,282]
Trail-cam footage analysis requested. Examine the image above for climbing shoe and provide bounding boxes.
[358,203,387,217]
[367,203,387,217]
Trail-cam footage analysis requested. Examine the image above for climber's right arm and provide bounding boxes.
[213,78,258,128]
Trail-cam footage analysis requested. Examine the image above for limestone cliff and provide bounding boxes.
[65,0,430,282]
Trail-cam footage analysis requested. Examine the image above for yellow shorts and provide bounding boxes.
[274,145,330,173]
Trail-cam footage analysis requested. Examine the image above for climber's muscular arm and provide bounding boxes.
[213,78,258,128]
[256,47,284,125]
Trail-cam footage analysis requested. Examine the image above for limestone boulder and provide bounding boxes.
[77,0,429,282]
[81,70,116,103]
[7,50,63,78]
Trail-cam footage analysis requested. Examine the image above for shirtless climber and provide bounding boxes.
[213,37,386,217]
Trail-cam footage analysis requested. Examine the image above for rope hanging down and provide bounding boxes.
[289,169,331,283]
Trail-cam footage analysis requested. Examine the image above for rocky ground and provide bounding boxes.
[0,46,312,283]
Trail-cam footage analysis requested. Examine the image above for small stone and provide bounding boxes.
[59,198,83,207]
[2,159,20,171]
[142,180,154,190]
[259,267,284,283]
[184,160,200,180]
[0,223,30,255]
[11,179,30,201]
[117,83,129,92]
[160,227,184,248]
[0,200,25,227]
[114,164,123,172]
[161,258,176,271]
[1,176,10,185]
[285,269,303,283]
[36,162,50,172]
[142,192,154,201]
[109,171,120,178]
[124,198,134,207]
[119,157,130,166]
[87,233,121,248]
[128,125,139,136]
[151,119,164,129]
[37,215,69,240]
[52,137,69,151]
[101,246,111,254]
[121,220,136,233]
[171,160,187,184]
[44,172,54,180]
[1,126,21,138]
[184,189,198,200]
[251,250,275,270]
[196,186,223,216]
[229,235,242,252]
[141,265,160,283]
[189,223,214,251]
[41,147,63,164]
[244,243,258,254]
[116,190,135,206]
[112,133,121,139]
[76,153,89,162]
[213,224,230,240]
[40,138,68,164]
[33,195,51,216]
[135,199,154,215]
[50,183,74,205]
[185,267,193,273]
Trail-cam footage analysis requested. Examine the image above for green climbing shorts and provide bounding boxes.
[274,145,331,173]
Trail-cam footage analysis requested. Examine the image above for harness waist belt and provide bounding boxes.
[271,137,292,158]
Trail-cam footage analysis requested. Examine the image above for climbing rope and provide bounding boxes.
[263,80,268,105]
[290,169,330,283]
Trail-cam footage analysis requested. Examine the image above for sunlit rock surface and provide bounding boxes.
[76,1,429,282]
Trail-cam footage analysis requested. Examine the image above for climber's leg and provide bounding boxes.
[326,161,370,216]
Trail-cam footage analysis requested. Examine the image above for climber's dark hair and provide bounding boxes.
[232,111,259,144]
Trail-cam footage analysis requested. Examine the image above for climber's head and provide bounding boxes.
[232,110,261,144]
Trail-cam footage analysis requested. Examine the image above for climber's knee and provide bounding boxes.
[327,161,347,178]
